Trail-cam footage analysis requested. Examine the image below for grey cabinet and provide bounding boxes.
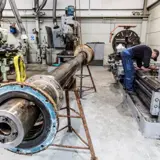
[87,42,105,66]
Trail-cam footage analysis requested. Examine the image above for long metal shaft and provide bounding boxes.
[51,52,86,88]
[0,45,93,148]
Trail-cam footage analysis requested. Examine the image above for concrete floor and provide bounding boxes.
[1,66,160,160]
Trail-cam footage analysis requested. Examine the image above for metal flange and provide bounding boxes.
[26,75,64,110]
[0,83,58,154]
[74,44,94,63]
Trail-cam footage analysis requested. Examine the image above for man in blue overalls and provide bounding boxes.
[121,45,159,93]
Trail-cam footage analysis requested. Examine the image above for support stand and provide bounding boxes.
[77,64,97,98]
[52,88,98,160]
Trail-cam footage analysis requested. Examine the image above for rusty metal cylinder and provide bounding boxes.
[0,99,39,148]
[51,52,86,88]
[51,45,94,88]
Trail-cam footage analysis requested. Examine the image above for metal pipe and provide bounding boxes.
[0,44,94,153]
[53,0,57,26]
[8,0,26,35]
[34,0,39,11]
[0,0,6,19]
[36,0,47,13]
[0,14,149,19]
[33,0,38,11]
[33,0,48,64]
[0,0,6,11]
[50,53,86,88]
[143,0,148,15]
[49,44,94,88]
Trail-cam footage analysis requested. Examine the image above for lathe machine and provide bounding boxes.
[127,70,160,139]
[108,25,160,139]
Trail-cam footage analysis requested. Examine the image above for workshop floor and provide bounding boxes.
[1,66,160,160]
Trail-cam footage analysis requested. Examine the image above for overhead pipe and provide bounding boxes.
[0,0,6,19]
[0,44,94,155]
[8,0,26,35]
[0,0,6,12]
[36,0,48,13]
[33,0,48,14]
[143,0,148,15]
[33,0,48,64]
[33,0,38,12]
[53,0,58,27]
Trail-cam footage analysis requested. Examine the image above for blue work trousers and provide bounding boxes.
[121,49,135,91]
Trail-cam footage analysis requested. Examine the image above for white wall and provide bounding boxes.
[90,0,144,9]
[5,0,89,9]
[5,0,144,10]
[147,2,160,59]
[4,0,144,17]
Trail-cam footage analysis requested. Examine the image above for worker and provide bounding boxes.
[121,45,159,93]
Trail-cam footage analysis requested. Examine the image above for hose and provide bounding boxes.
[33,0,38,10]
[14,55,26,82]
[36,0,47,13]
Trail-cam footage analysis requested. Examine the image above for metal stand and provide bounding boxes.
[52,88,98,160]
[77,64,97,98]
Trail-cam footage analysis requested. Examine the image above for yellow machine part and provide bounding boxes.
[14,55,26,82]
